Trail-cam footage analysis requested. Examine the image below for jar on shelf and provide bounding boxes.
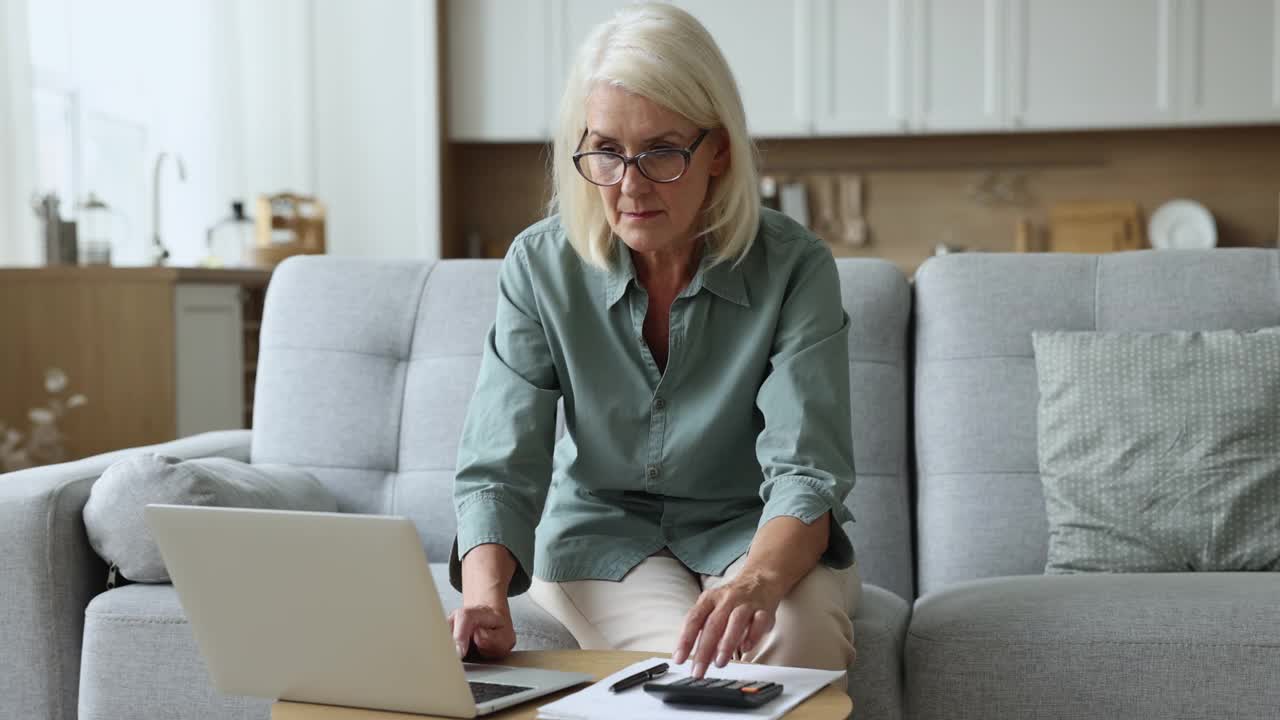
[204,201,255,268]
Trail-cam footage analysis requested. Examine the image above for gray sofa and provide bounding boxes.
[3,249,1277,720]
[907,250,1280,718]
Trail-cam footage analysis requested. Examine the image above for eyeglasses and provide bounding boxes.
[572,128,710,186]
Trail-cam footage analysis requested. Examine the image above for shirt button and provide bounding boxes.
[646,465,660,480]
[654,397,666,411]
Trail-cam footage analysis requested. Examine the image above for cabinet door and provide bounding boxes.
[174,285,244,437]
[448,0,552,141]
[548,0,638,132]
[1008,0,1178,130]
[813,0,909,135]
[551,1,812,138]
[912,0,1006,132]
[671,0,812,137]
[1179,0,1280,124]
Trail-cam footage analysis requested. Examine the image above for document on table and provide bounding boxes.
[536,656,845,720]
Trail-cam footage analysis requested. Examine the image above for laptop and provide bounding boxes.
[145,505,593,718]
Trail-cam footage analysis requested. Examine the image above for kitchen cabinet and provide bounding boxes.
[672,0,811,137]
[812,0,907,135]
[1006,0,1178,130]
[547,0,637,136]
[0,267,270,461]
[1178,0,1280,125]
[910,0,1006,132]
[817,0,1007,135]
[448,0,552,141]
[173,285,246,440]
[447,0,1280,141]
[542,0,803,137]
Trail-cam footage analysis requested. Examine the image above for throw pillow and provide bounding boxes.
[84,454,337,583]
[1033,328,1280,574]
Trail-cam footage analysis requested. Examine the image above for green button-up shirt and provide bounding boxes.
[450,208,855,596]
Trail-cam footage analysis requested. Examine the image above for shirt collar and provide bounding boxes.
[604,242,637,308]
[603,239,750,309]
[694,252,750,308]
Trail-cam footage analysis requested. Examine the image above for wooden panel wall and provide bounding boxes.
[444,125,1280,274]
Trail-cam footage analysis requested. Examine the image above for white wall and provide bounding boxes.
[214,0,316,211]
[313,0,441,260]
[1,0,39,267]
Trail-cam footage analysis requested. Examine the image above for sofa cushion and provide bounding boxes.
[1034,328,1280,574]
[78,566,578,720]
[905,573,1280,720]
[83,454,337,583]
[80,584,270,720]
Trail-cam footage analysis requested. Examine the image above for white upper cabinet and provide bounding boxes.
[448,0,553,141]
[671,0,812,137]
[547,0,636,133]
[812,0,909,134]
[1007,0,1178,130]
[551,0,811,138]
[911,0,1006,132]
[1179,0,1280,124]
[448,0,1280,141]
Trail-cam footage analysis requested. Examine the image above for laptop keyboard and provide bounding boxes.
[469,681,533,704]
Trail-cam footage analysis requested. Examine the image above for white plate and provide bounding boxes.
[1148,199,1217,249]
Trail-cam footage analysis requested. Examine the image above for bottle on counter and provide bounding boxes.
[78,193,116,265]
[204,201,255,268]
[760,175,781,212]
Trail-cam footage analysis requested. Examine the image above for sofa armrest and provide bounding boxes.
[851,583,911,719]
[0,429,251,720]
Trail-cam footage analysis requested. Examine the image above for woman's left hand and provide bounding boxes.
[672,570,784,678]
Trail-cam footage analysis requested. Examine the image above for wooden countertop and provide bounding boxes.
[0,265,274,286]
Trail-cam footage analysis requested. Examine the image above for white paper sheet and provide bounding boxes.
[535,656,845,720]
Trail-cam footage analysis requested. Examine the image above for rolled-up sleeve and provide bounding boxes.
[449,239,560,596]
[754,241,856,569]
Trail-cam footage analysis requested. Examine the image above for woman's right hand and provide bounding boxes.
[448,601,516,660]
[449,543,519,660]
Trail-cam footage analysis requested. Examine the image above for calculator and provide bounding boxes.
[643,676,784,708]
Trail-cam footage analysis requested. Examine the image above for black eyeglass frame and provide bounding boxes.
[572,128,711,186]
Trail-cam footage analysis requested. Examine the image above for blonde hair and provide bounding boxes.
[548,2,761,270]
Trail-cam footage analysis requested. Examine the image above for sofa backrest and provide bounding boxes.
[252,255,915,600]
[837,259,915,600]
[911,248,1280,595]
[252,257,506,565]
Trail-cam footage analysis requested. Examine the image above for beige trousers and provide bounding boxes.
[528,551,860,687]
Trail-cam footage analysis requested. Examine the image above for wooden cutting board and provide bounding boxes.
[1044,200,1146,253]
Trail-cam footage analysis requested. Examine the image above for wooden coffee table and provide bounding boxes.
[272,649,851,719]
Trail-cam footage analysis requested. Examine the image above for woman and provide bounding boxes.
[448,3,860,682]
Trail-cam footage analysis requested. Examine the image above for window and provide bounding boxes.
[26,0,229,266]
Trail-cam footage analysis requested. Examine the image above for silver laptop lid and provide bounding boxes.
[145,505,477,718]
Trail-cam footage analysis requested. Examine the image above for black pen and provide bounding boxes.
[609,662,669,693]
